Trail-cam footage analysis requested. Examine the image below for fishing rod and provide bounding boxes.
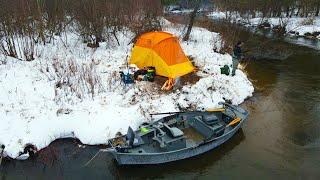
[150,106,228,117]
[150,111,189,116]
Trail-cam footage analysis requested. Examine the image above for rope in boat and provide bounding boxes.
[83,150,101,167]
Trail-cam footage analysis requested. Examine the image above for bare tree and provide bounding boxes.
[213,0,320,18]
[183,0,201,41]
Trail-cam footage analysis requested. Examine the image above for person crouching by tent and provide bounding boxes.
[232,41,244,76]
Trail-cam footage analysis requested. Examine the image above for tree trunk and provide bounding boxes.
[183,1,200,41]
[290,6,295,17]
[252,10,256,18]
[296,7,301,16]
[286,7,290,17]
[316,4,320,16]
[112,29,120,46]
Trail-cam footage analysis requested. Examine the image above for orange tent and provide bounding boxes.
[129,31,194,79]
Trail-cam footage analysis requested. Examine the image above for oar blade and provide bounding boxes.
[227,117,241,126]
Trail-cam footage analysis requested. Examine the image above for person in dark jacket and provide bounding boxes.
[0,144,5,165]
[232,41,244,76]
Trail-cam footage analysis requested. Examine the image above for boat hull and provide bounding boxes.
[104,119,245,165]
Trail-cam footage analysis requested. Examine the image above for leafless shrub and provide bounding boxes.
[105,71,121,91]
[0,34,37,61]
[0,35,19,59]
[125,0,163,43]
[270,17,289,35]
[0,0,45,60]
[0,55,7,65]
[300,16,315,25]
[214,0,320,18]
[21,36,36,61]
[0,0,164,58]
[49,57,104,104]
[209,20,242,54]
[71,0,107,47]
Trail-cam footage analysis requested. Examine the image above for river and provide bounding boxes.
[1,18,320,180]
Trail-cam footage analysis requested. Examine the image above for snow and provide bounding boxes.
[164,7,210,15]
[0,20,254,160]
[208,11,320,38]
[207,11,226,19]
[248,17,320,36]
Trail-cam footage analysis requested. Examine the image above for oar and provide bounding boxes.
[150,111,187,116]
[227,117,241,127]
[151,107,226,116]
[207,108,225,112]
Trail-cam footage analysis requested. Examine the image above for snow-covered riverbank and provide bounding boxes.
[0,20,254,160]
[208,11,320,39]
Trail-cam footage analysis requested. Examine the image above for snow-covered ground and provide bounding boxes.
[208,11,320,39]
[0,20,254,160]
[164,6,212,15]
[248,17,320,37]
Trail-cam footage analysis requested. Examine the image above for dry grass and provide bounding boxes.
[41,57,105,104]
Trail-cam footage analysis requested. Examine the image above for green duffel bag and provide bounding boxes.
[220,65,230,75]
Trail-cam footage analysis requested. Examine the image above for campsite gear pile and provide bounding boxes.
[120,64,137,85]
[120,71,135,84]
[129,31,195,90]
[134,66,156,82]
[120,65,156,85]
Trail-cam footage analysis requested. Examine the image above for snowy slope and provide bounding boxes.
[0,21,254,160]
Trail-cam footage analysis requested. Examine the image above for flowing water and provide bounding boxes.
[1,20,320,180]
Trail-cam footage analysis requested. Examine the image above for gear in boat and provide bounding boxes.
[102,103,248,165]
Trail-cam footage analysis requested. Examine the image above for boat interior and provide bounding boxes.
[109,111,239,154]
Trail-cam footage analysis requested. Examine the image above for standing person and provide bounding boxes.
[232,41,244,76]
[0,144,5,165]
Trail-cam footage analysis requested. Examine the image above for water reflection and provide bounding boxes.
[240,50,320,178]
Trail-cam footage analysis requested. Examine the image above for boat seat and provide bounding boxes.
[189,116,225,139]
[170,127,184,137]
[126,126,144,147]
[163,123,184,138]
[132,134,145,146]
[153,134,186,150]
[202,114,219,126]
[189,116,215,139]
[212,124,225,137]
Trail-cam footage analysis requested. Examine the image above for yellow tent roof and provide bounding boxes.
[129,31,194,79]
